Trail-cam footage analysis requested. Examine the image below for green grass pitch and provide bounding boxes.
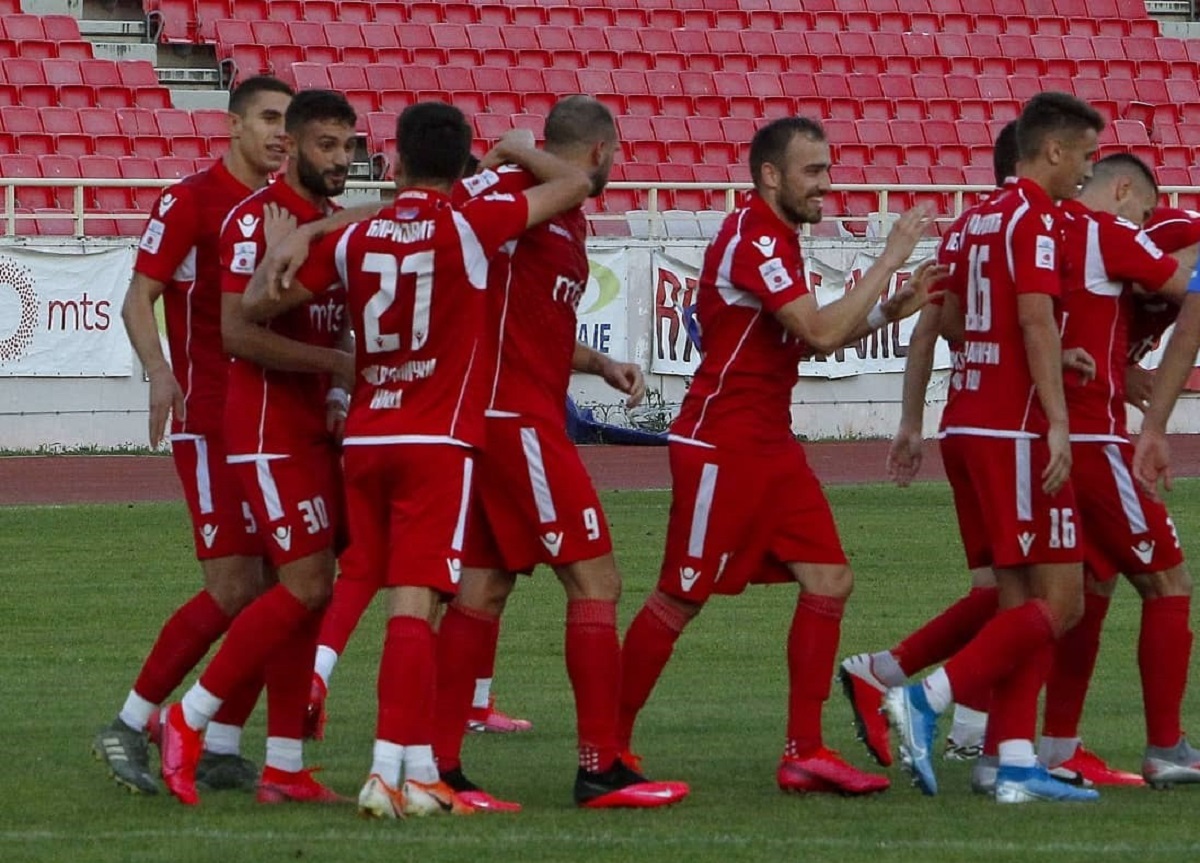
[5,482,1200,863]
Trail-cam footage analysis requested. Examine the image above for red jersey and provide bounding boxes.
[1058,200,1176,439]
[450,165,589,425]
[295,187,529,448]
[219,180,345,456]
[941,178,1064,437]
[670,193,810,451]
[133,160,253,437]
[1128,207,1200,363]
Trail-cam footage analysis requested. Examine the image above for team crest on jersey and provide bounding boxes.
[1041,213,1054,230]
[1035,235,1055,270]
[751,235,777,257]
[139,218,166,254]
[230,241,258,275]
[158,193,177,216]
[759,257,794,293]
[237,214,260,238]
[461,169,500,197]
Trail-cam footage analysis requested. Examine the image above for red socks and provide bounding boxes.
[1042,592,1110,739]
[434,603,499,771]
[944,600,1058,708]
[893,587,998,677]
[786,594,845,757]
[198,584,310,700]
[133,590,230,704]
[377,615,436,744]
[212,669,263,727]
[317,576,378,656]
[989,641,1053,747]
[1141,595,1192,748]
[566,599,621,772]
[618,591,690,750]
[265,605,324,740]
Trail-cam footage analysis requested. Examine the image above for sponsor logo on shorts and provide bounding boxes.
[1133,539,1155,565]
[1017,532,1036,555]
[540,531,564,557]
[446,558,462,585]
[679,566,700,593]
[273,525,292,552]
[200,524,218,549]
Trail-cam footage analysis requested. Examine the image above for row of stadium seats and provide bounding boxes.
[146,0,1153,38]
[0,57,169,109]
[0,106,230,158]
[207,22,1187,68]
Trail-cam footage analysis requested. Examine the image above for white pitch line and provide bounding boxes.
[2,829,1199,856]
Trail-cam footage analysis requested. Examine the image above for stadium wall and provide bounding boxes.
[1,235,1196,449]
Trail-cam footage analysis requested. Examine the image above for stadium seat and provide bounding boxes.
[0,154,54,208]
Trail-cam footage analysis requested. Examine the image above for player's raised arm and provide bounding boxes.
[483,130,592,231]
[888,301,941,486]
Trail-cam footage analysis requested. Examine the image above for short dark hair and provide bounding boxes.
[228,75,293,116]
[463,154,481,176]
[749,116,825,188]
[544,95,616,148]
[1016,92,1105,161]
[1090,152,1159,194]
[993,121,1019,187]
[395,101,473,183]
[284,89,357,134]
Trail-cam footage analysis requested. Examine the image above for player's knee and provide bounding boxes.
[798,564,853,599]
[556,557,621,602]
[459,568,515,616]
[1131,566,1192,599]
[1054,591,1085,632]
[203,566,261,615]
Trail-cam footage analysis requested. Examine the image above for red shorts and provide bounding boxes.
[342,443,474,595]
[171,434,261,560]
[656,440,847,604]
[940,434,1083,570]
[230,444,342,567]
[1072,440,1183,581]
[463,417,612,573]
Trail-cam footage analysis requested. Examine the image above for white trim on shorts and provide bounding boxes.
[1104,443,1149,534]
[688,462,719,558]
[520,426,557,524]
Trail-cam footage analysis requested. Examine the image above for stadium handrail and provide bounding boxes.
[2,179,1195,237]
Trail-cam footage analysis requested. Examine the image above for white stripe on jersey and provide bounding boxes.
[940,426,1038,439]
[254,458,286,522]
[715,210,760,309]
[1014,437,1032,523]
[1004,193,1031,283]
[333,221,359,288]
[342,434,471,447]
[1104,443,1149,534]
[193,436,214,515]
[687,463,719,558]
[690,310,761,438]
[488,238,519,411]
[451,210,490,290]
[520,426,558,524]
[451,456,474,553]
[666,433,717,449]
[1082,218,1122,437]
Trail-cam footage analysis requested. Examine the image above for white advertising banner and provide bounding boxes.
[0,246,134,376]
[650,240,945,378]
[579,247,628,359]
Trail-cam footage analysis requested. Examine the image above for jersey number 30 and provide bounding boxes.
[362,250,434,354]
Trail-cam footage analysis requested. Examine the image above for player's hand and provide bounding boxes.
[1134,426,1172,499]
[265,223,318,297]
[1043,423,1072,495]
[887,422,923,488]
[1061,347,1097,386]
[325,388,348,444]
[147,365,184,449]
[601,359,646,408]
[1125,365,1154,412]
[480,129,537,169]
[881,205,935,269]
[262,202,297,250]
[880,260,950,323]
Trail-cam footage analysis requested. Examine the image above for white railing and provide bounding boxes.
[2,178,1197,238]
